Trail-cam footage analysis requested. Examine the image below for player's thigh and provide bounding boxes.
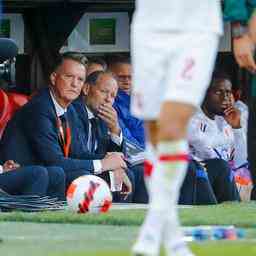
[165,33,219,107]
[131,29,169,120]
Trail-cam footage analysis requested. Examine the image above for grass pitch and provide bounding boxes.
[1,202,256,256]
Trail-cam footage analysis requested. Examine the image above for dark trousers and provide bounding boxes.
[205,159,240,203]
[111,165,148,204]
[0,166,66,200]
[0,166,49,196]
[46,166,66,200]
[65,169,91,190]
[179,159,239,204]
[179,161,217,205]
[129,163,148,203]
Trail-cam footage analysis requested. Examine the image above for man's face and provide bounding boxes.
[111,63,132,94]
[50,59,87,106]
[205,79,233,116]
[84,74,118,114]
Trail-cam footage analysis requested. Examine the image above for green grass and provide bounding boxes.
[1,222,256,256]
[1,203,256,256]
[1,202,256,227]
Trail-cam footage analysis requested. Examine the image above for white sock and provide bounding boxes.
[133,140,191,256]
[156,140,194,256]
[133,142,163,255]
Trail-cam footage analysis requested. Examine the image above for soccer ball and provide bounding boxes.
[66,175,112,214]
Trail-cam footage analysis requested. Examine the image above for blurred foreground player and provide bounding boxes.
[131,1,223,256]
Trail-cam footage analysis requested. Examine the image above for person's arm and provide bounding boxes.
[119,118,145,148]
[233,126,248,168]
[113,104,145,149]
[232,23,256,72]
[224,0,256,72]
[249,7,256,42]
[98,103,125,152]
[223,104,248,168]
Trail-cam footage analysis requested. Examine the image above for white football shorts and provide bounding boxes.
[131,30,219,120]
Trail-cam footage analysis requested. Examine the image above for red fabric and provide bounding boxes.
[144,159,154,177]
[0,89,29,138]
[159,153,189,162]
[6,92,29,112]
[0,89,11,138]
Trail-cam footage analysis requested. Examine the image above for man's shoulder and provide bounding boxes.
[18,88,56,123]
[70,97,88,123]
[72,97,84,112]
[188,110,215,136]
[26,88,52,110]
[190,109,209,124]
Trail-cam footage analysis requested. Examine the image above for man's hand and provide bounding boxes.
[249,15,256,44]
[112,168,132,200]
[98,103,121,135]
[233,34,256,73]
[101,152,127,171]
[3,160,20,172]
[120,170,133,200]
[223,106,241,129]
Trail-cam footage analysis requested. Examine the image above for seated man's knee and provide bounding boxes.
[24,166,49,182]
[47,166,66,184]
[206,158,231,177]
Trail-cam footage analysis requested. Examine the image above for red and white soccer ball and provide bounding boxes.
[66,175,112,214]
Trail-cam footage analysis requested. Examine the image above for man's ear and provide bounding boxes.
[82,83,90,95]
[50,72,57,86]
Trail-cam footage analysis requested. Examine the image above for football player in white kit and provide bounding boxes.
[131,1,223,256]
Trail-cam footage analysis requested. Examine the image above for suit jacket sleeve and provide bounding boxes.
[24,109,94,173]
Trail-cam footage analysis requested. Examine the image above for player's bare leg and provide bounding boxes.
[133,102,196,256]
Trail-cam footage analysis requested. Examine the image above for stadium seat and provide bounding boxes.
[0,89,11,137]
[0,89,29,138]
[6,92,29,113]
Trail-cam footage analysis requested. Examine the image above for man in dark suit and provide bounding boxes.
[0,52,128,190]
[73,71,147,203]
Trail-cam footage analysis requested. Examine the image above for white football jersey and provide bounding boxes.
[187,109,247,168]
[134,0,223,35]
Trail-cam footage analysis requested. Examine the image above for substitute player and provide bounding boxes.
[131,1,223,256]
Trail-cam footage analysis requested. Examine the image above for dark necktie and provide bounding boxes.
[58,113,71,157]
[88,117,98,153]
[60,114,67,141]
